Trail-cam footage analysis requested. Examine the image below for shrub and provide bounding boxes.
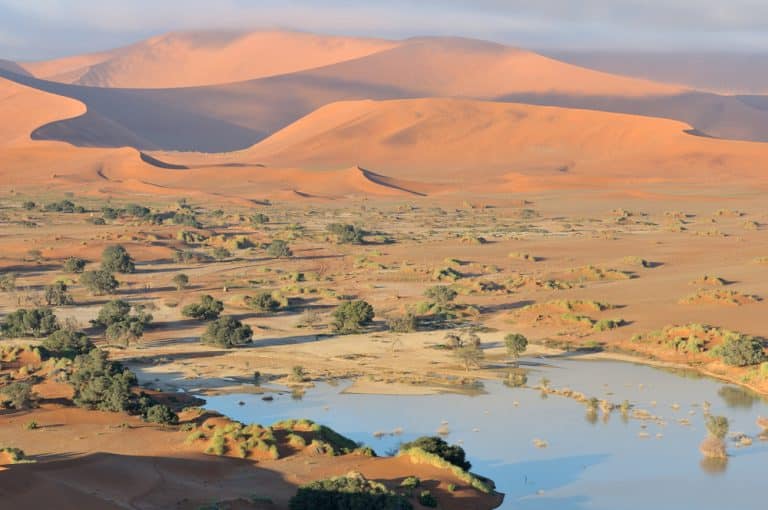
[251,213,270,225]
[332,300,374,334]
[706,415,729,440]
[101,245,135,273]
[63,256,87,273]
[245,292,281,313]
[400,476,420,489]
[1,308,58,337]
[69,349,137,412]
[418,490,438,508]
[212,246,231,260]
[289,471,412,510]
[80,270,119,295]
[424,285,457,306]
[143,404,179,425]
[201,316,253,348]
[327,223,365,244]
[266,239,292,258]
[21,200,36,210]
[713,335,766,366]
[124,204,151,219]
[182,295,224,321]
[172,273,189,290]
[400,436,471,471]
[1,382,34,409]
[44,281,74,306]
[454,344,484,371]
[172,211,201,228]
[0,273,16,292]
[386,312,418,333]
[42,329,94,358]
[44,199,79,213]
[504,333,528,362]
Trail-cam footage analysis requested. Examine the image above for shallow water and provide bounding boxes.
[202,358,768,510]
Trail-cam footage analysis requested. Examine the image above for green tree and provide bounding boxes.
[201,316,253,348]
[504,333,528,365]
[245,292,281,313]
[326,223,365,244]
[266,239,292,258]
[172,273,189,291]
[332,300,374,334]
[44,281,74,306]
[69,349,137,412]
[101,245,135,273]
[143,404,179,425]
[0,382,35,409]
[42,329,94,359]
[182,295,224,321]
[1,308,59,338]
[714,335,766,367]
[424,285,457,306]
[63,256,87,273]
[80,270,119,295]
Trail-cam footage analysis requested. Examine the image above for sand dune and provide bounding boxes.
[243,97,768,188]
[3,35,768,151]
[21,30,398,88]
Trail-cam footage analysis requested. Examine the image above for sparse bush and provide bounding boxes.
[44,281,74,306]
[81,270,119,295]
[101,245,135,273]
[42,329,94,358]
[424,285,457,306]
[245,292,281,313]
[327,223,365,244]
[400,436,471,471]
[454,344,484,371]
[706,415,730,439]
[182,295,224,321]
[386,312,418,333]
[250,213,270,225]
[1,382,34,409]
[201,316,253,348]
[172,273,189,290]
[266,239,292,258]
[0,273,16,292]
[1,308,58,338]
[332,300,374,334]
[63,256,87,273]
[212,246,232,260]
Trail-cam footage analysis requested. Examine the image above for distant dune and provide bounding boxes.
[20,30,398,88]
[3,34,768,152]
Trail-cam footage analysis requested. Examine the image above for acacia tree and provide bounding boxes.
[101,245,135,273]
[332,300,374,334]
[504,333,528,366]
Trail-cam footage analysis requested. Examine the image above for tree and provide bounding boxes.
[182,295,224,321]
[93,300,153,346]
[0,382,35,409]
[1,308,59,338]
[266,239,292,258]
[143,404,179,425]
[201,316,253,348]
[250,213,270,225]
[326,223,365,244]
[101,245,135,273]
[95,300,132,326]
[706,415,730,440]
[332,300,374,334]
[504,333,528,365]
[80,270,119,295]
[44,281,74,306]
[400,436,471,471]
[63,256,87,273]
[42,329,94,358]
[454,344,484,371]
[245,292,280,313]
[172,273,189,291]
[69,349,137,412]
[714,335,766,367]
[424,285,457,306]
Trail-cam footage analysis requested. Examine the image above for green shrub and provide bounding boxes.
[80,270,119,295]
[63,256,87,273]
[44,281,74,306]
[101,245,135,273]
[143,404,179,425]
[713,335,767,366]
[42,329,94,359]
[327,223,365,244]
[418,490,438,508]
[172,273,189,290]
[212,246,232,260]
[267,239,292,258]
[1,308,58,338]
[400,476,420,489]
[201,316,253,348]
[251,213,270,225]
[245,292,281,313]
[289,471,412,510]
[400,436,471,471]
[182,295,224,321]
[1,382,35,409]
[332,300,374,334]
[424,285,457,306]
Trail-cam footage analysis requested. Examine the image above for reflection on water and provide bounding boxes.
[202,359,768,510]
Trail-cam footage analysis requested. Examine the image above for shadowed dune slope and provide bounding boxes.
[3,36,768,150]
[20,30,398,88]
[243,98,768,186]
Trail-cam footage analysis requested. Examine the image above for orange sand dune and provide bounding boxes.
[242,98,768,188]
[21,30,398,88]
